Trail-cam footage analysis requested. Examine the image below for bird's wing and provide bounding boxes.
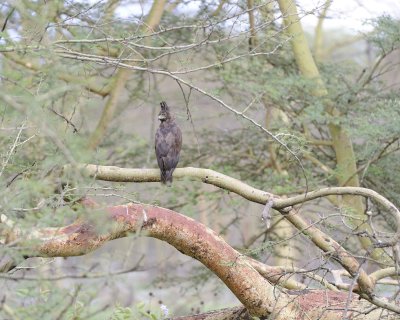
[174,124,182,151]
[155,122,182,171]
[155,129,168,171]
[164,125,182,169]
[155,129,169,155]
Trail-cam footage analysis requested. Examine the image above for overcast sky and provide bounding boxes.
[88,0,400,34]
[298,0,400,32]
[111,0,400,34]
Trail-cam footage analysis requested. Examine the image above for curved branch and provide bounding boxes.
[6,201,397,317]
[62,164,400,311]
[276,187,400,246]
[22,202,296,318]
[67,164,274,203]
[282,208,375,297]
[370,267,400,283]
[68,164,400,247]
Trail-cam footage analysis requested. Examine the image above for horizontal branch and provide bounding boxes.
[64,164,400,305]
[66,164,274,204]
[68,164,400,246]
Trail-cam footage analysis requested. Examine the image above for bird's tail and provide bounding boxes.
[160,170,173,187]
[160,171,167,184]
[165,170,173,187]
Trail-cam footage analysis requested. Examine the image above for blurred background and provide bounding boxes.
[0,0,399,318]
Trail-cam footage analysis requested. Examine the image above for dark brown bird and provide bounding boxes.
[155,101,182,185]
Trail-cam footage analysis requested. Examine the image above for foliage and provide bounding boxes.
[367,15,400,54]
[1,1,400,318]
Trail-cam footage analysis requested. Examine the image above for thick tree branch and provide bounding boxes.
[63,164,400,301]
[12,202,295,318]
[67,164,274,203]
[370,267,400,283]
[4,201,396,317]
[68,164,400,247]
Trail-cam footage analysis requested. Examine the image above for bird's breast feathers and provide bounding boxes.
[155,123,182,157]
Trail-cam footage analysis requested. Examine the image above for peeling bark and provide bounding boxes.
[3,199,398,318]
[25,202,292,318]
[65,164,400,248]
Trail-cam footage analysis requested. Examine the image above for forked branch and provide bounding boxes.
[67,164,400,247]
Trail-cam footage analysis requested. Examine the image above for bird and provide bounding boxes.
[155,101,182,185]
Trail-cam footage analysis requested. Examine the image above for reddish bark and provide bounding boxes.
[37,202,281,318]
[17,200,392,319]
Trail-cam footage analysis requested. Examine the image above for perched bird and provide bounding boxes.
[155,101,182,185]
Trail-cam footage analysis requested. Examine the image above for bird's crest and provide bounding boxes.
[160,101,170,112]
[158,101,171,122]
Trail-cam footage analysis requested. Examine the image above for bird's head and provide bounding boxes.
[158,101,171,122]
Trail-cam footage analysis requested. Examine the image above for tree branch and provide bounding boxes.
[171,306,250,319]
[277,0,389,265]
[2,52,109,97]
[67,164,400,247]
[11,202,295,318]
[4,200,397,316]
[63,164,400,300]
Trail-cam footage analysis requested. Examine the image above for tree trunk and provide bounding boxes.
[276,0,390,264]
